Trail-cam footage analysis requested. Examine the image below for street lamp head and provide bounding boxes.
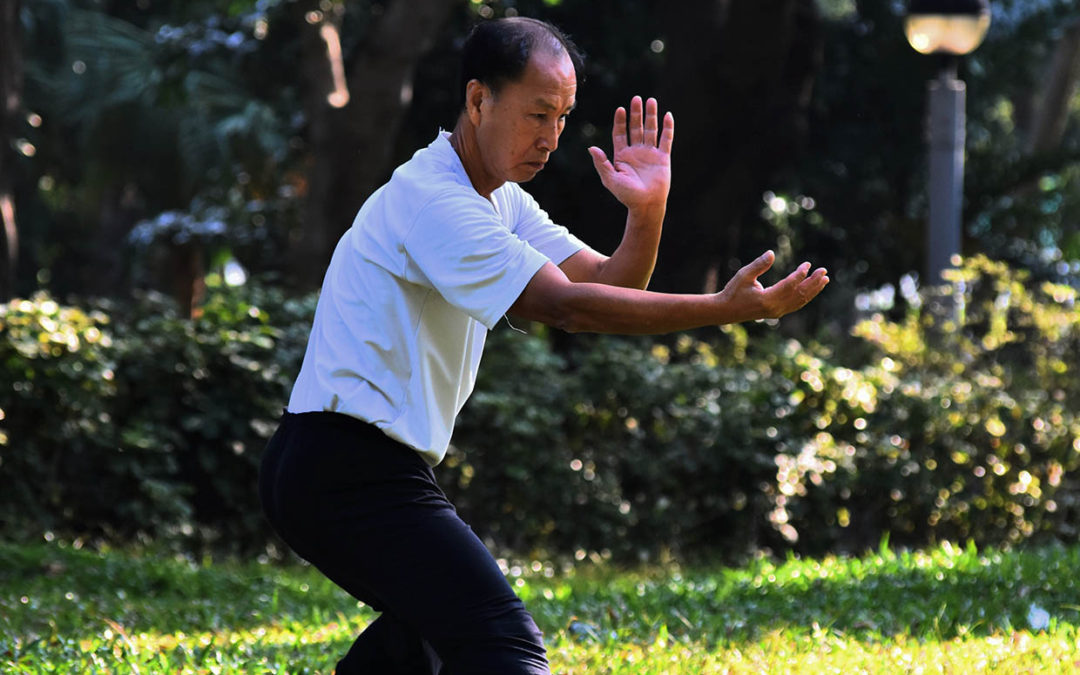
[905,0,991,55]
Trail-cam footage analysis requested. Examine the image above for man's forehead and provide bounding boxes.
[532,96,577,112]
[518,51,576,92]
[531,48,576,79]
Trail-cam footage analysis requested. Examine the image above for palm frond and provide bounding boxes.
[55,10,160,125]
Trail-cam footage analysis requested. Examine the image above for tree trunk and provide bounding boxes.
[0,0,23,302]
[1001,18,1080,203]
[1028,18,1080,156]
[169,242,206,320]
[293,0,458,289]
[657,0,820,293]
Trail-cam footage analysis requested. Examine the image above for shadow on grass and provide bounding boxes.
[0,541,370,640]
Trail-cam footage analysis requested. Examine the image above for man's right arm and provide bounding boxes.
[509,250,830,335]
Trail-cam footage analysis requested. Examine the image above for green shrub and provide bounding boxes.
[448,326,824,560]
[0,295,117,534]
[0,281,315,548]
[448,256,1079,559]
[784,255,1080,551]
[107,280,315,547]
[443,330,588,555]
[2,256,1076,560]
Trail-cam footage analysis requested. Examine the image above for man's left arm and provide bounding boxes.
[560,95,673,290]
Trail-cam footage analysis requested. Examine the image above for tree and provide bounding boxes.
[12,0,1080,307]
[964,1,1080,274]
[0,0,22,302]
[1027,18,1080,156]
[656,0,822,294]
[23,2,295,306]
[290,0,459,288]
[18,1,460,299]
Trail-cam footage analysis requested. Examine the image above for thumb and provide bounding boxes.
[740,250,775,281]
[588,146,614,182]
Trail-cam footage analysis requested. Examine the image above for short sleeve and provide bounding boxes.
[503,184,586,265]
[404,190,550,329]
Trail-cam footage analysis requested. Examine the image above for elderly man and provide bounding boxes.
[259,16,828,675]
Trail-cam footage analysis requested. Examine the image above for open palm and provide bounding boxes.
[588,96,674,212]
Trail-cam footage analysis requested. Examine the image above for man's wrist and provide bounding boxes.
[625,200,667,224]
[713,288,758,325]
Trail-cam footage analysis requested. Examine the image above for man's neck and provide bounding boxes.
[449,116,501,199]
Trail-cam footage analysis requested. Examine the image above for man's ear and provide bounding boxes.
[465,79,489,126]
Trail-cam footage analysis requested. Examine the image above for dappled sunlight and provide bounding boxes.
[512,540,1080,653]
[5,540,1080,673]
[548,630,1080,674]
[72,615,368,661]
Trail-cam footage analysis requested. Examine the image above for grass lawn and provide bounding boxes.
[2,538,1080,673]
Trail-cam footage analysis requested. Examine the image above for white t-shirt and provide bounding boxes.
[287,131,585,465]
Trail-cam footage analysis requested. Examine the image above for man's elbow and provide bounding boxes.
[540,297,592,333]
[509,291,585,333]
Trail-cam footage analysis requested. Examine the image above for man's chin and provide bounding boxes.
[515,165,545,182]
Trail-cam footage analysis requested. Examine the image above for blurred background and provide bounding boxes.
[1,0,1078,564]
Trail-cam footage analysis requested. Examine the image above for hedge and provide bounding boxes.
[1,256,1077,560]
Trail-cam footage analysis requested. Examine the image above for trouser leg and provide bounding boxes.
[318,503,548,675]
[259,412,550,675]
[335,613,441,674]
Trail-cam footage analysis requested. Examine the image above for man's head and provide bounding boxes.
[454,18,584,194]
[459,17,584,107]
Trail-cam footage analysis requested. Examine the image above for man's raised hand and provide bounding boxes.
[719,251,830,323]
[588,96,674,212]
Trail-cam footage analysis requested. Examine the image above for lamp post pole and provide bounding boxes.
[926,59,965,281]
[904,0,991,282]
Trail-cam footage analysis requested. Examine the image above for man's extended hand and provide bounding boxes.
[719,251,830,322]
[588,96,673,212]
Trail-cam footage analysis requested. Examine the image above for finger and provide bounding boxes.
[797,268,829,298]
[628,96,644,146]
[659,111,674,155]
[781,262,812,288]
[807,268,830,288]
[612,106,628,156]
[588,146,615,184]
[644,97,659,147]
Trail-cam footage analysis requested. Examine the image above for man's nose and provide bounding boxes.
[538,122,560,153]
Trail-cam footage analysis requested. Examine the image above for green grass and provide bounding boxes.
[3,538,1080,673]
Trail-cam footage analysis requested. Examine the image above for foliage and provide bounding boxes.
[5,0,1078,572]
[107,278,315,548]
[0,295,116,533]
[0,280,316,548]
[778,0,1080,318]
[966,0,1080,274]
[9,0,1080,304]
[450,326,804,560]
[783,255,1080,552]
[17,0,300,297]
[2,539,1079,672]
[445,255,1080,559]
[2,255,1077,559]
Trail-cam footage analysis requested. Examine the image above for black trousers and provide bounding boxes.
[258,411,550,674]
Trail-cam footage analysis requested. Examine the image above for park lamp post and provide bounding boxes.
[904,0,991,282]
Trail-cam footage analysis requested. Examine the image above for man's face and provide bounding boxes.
[473,50,577,187]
